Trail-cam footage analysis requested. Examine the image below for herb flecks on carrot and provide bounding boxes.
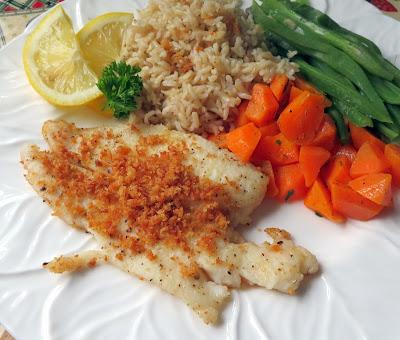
[275,163,307,202]
[253,132,299,166]
[304,178,346,223]
[323,156,352,191]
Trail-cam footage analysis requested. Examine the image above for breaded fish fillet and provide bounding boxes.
[21,120,318,324]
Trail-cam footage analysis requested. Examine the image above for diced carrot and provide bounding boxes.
[333,144,357,163]
[331,183,384,221]
[278,91,325,145]
[258,160,279,197]
[245,83,279,126]
[226,123,261,162]
[252,132,299,166]
[275,163,307,202]
[208,133,228,149]
[259,122,280,137]
[350,142,390,178]
[323,156,352,191]
[289,86,303,102]
[385,144,400,187]
[348,173,392,206]
[294,77,332,107]
[304,178,346,223]
[236,100,250,127]
[270,74,289,102]
[349,123,385,151]
[299,146,331,187]
[310,115,337,151]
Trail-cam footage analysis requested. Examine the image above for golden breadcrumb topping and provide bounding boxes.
[38,131,231,258]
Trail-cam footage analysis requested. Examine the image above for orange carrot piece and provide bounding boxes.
[278,91,325,145]
[299,146,331,187]
[245,83,279,126]
[275,163,307,202]
[226,123,261,162]
[304,178,346,223]
[331,184,384,221]
[333,144,357,163]
[252,132,299,166]
[208,133,229,149]
[289,86,303,102]
[348,173,392,206]
[323,156,352,191]
[259,160,279,197]
[259,122,280,137]
[294,77,332,107]
[310,115,337,151]
[236,100,250,127]
[349,123,385,151]
[270,74,289,102]
[350,142,390,178]
[295,77,322,95]
[385,144,400,187]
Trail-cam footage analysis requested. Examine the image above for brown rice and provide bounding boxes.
[121,0,297,134]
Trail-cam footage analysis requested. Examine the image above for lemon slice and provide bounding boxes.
[23,6,101,106]
[77,12,133,77]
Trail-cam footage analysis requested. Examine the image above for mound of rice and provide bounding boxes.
[121,0,297,134]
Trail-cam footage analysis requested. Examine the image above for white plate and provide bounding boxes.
[1,0,400,339]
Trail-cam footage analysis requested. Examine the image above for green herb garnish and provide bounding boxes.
[275,139,282,145]
[97,61,143,119]
[284,189,295,202]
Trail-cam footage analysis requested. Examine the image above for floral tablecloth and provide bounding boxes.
[0,0,400,339]
[0,0,400,49]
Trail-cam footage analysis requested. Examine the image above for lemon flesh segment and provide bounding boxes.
[23,6,101,106]
[77,12,133,77]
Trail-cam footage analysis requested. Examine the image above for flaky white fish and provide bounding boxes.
[21,120,318,324]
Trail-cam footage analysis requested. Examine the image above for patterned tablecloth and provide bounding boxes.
[0,0,400,338]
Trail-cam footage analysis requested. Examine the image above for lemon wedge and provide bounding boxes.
[23,6,101,106]
[77,12,133,77]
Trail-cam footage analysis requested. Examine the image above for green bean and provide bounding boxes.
[333,98,373,128]
[375,122,400,142]
[262,13,391,121]
[369,75,400,105]
[285,1,400,86]
[293,57,381,124]
[326,107,350,144]
[259,0,394,80]
[287,2,382,56]
[263,30,392,123]
[309,58,356,90]
[387,104,400,127]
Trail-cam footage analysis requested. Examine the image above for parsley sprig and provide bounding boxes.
[97,61,143,119]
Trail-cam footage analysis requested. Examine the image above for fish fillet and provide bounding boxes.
[21,120,318,324]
